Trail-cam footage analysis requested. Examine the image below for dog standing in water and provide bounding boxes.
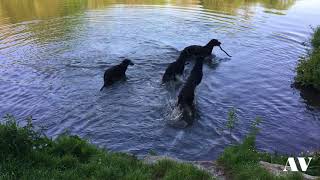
[177,56,205,125]
[100,59,134,91]
[162,50,189,83]
[183,39,221,59]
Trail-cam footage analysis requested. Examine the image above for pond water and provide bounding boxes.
[1,0,320,160]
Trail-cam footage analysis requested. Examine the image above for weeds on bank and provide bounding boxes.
[219,117,319,180]
[296,26,320,90]
[0,115,212,180]
[2,113,319,180]
[226,108,238,134]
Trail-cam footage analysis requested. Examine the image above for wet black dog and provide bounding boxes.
[162,50,189,83]
[183,39,221,59]
[100,59,134,91]
[177,57,205,125]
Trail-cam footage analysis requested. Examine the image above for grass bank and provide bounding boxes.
[218,118,320,180]
[218,134,319,180]
[1,115,319,180]
[295,26,320,91]
[218,136,303,180]
[0,115,212,180]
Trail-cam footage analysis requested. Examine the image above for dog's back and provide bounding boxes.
[178,81,196,108]
[103,65,125,85]
[183,45,208,58]
[162,61,180,82]
[183,39,221,58]
[100,59,134,91]
[162,51,189,83]
[187,58,204,86]
[177,57,204,107]
[176,57,205,126]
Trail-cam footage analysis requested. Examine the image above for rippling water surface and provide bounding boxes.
[1,0,320,160]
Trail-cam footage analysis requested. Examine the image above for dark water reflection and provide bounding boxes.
[1,0,320,160]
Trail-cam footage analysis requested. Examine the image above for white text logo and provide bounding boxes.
[283,157,312,172]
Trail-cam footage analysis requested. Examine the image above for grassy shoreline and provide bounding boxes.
[0,115,212,180]
[295,26,320,91]
[218,117,320,179]
[1,115,319,179]
[218,134,319,179]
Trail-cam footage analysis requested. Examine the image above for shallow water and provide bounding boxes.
[0,0,320,160]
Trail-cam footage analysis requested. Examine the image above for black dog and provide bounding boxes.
[100,59,134,91]
[162,50,189,83]
[183,39,221,59]
[177,57,205,124]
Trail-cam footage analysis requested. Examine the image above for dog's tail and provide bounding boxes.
[100,85,105,91]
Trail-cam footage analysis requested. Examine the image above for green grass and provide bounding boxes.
[1,114,319,180]
[311,27,320,49]
[0,115,212,180]
[218,134,304,180]
[296,26,320,90]
[226,108,238,133]
[218,123,320,180]
[258,151,320,177]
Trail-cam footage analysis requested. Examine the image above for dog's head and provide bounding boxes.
[179,50,190,60]
[209,39,221,46]
[122,59,134,66]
